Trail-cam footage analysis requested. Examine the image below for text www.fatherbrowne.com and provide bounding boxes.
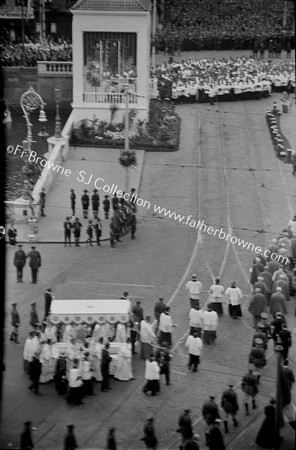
[153,204,288,264]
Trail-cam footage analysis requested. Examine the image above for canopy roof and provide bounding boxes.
[71,0,150,11]
[50,299,131,324]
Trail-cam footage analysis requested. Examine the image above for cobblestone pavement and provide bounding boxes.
[2,88,296,449]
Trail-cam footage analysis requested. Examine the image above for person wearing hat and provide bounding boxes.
[258,267,273,306]
[270,287,287,318]
[10,303,20,343]
[54,350,68,395]
[13,244,26,282]
[272,274,290,303]
[93,217,102,246]
[183,433,200,450]
[64,424,77,450]
[241,368,258,415]
[29,303,39,330]
[208,419,225,450]
[20,421,34,450]
[63,216,73,247]
[106,427,117,450]
[252,324,269,351]
[185,274,202,309]
[154,297,166,326]
[249,338,266,384]
[177,409,193,449]
[132,300,144,324]
[39,187,46,217]
[158,306,173,347]
[141,417,158,449]
[248,288,267,328]
[111,192,119,211]
[7,222,17,246]
[130,211,137,240]
[220,382,239,433]
[85,219,93,246]
[81,189,90,219]
[201,396,220,446]
[70,188,76,216]
[28,351,42,395]
[279,323,292,361]
[72,217,82,247]
[27,246,41,284]
[270,312,286,344]
[91,189,100,219]
[103,194,110,219]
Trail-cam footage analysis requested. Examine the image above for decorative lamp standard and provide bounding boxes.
[53,87,63,139]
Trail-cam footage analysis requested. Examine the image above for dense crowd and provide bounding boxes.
[155,0,295,52]
[152,57,295,103]
[0,35,72,67]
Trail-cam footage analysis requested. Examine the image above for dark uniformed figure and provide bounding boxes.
[10,302,20,343]
[101,343,112,392]
[20,421,34,450]
[64,217,72,247]
[81,190,90,219]
[128,314,138,354]
[208,419,225,450]
[249,338,266,384]
[177,409,193,449]
[111,193,119,211]
[220,383,239,433]
[91,189,100,219]
[106,427,117,450]
[241,369,258,415]
[132,301,144,323]
[279,324,292,361]
[154,298,166,324]
[252,324,269,351]
[44,288,53,317]
[29,303,39,329]
[93,218,102,246]
[28,352,42,395]
[8,223,17,245]
[103,195,110,219]
[72,218,82,247]
[39,188,46,217]
[141,417,158,450]
[86,220,93,246]
[109,217,116,247]
[130,212,136,239]
[54,352,68,395]
[64,424,77,450]
[257,312,272,339]
[202,396,220,446]
[70,189,76,216]
[14,244,26,282]
[27,246,42,283]
[156,342,171,386]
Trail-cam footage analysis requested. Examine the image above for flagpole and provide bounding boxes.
[274,338,283,450]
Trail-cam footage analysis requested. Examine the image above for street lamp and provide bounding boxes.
[53,87,63,139]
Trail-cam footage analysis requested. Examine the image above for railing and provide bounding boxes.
[37,61,73,75]
[82,92,138,104]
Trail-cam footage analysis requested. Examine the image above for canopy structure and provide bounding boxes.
[50,299,131,325]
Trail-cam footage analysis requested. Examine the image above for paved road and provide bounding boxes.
[2,92,296,449]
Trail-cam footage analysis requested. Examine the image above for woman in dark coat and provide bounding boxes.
[255,399,276,448]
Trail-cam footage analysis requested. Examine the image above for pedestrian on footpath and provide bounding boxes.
[93,217,102,246]
[64,217,72,246]
[158,306,173,347]
[64,424,77,450]
[39,188,46,217]
[185,274,202,308]
[86,220,93,246]
[29,303,39,330]
[70,188,76,216]
[185,331,203,372]
[14,244,26,282]
[255,399,276,448]
[177,409,193,450]
[248,288,267,328]
[28,352,42,395]
[106,427,117,450]
[81,189,89,219]
[208,419,225,450]
[189,304,204,337]
[91,189,100,219]
[279,323,292,360]
[241,369,258,415]
[225,282,243,319]
[8,223,17,245]
[103,195,110,219]
[202,396,220,446]
[10,302,20,343]
[73,218,82,247]
[220,382,239,433]
[101,343,112,392]
[20,421,34,450]
[141,417,158,449]
[27,246,41,284]
[209,278,224,316]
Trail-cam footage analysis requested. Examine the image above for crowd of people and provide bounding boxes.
[0,35,72,67]
[152,57,295,104]
[155,0,294,53]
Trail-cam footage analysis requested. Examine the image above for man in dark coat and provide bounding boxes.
[106,427,117,450]
[208,419,225,450]
[248,288,267,328]
[202,396,220,446]
[28,352,42,395]
[64,424,77,450]
[283,360,295,391]
[241,369,258,415]
[177,409,193,448]
[272,275,290,302]
[132,301,144,323]
[101,343,112,392]
[72,218,82,247]
[258,267,273,305]
[39,188,46,217]
[249,258,264,290]
[64,217,72,247]
[44,288,53,317]
[111,193,119,211]
[154,298,166,323]
[141,417,158,449]
[249,339,266,384]
[27,246,41,284]
[103,195,110,219]
[279,324,292,360]
[220,382,239,433]
[271,312,287,344]
[20,421,34,450]
[270,287,287,317]
[156,342,171,385]
[70,189,76,216]
[10,302,20,343]
[54,352,68,394]
[29,303,39,329]
[91,189,100,219]
[81,190,89,219]
[130,213,136,239]
[255,399,276,448]
[14,244,26,282]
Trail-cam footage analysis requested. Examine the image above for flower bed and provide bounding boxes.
[69,99,180,152]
